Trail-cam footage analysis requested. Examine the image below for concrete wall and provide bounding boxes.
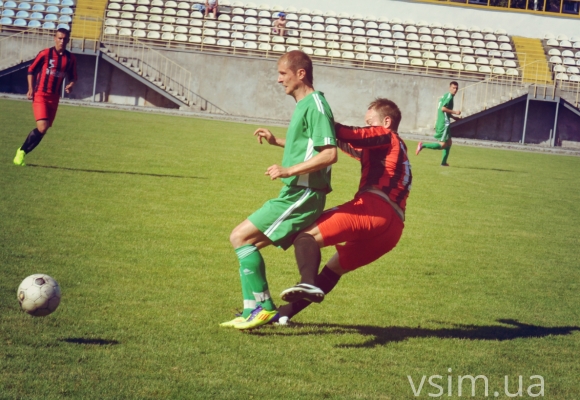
[157,49,471,130]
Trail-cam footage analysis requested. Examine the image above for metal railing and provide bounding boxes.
[102,35,226,113]
[0,28,55,71]
[457,59,580,116]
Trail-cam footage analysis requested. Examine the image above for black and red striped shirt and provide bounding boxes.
[28,47,77,96]
[335,124,412,211]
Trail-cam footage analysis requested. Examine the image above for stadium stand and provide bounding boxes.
[97,0,526,79]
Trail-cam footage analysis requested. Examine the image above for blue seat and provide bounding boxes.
[42,21,56,28]
[32,4,45,10]
[4,1,17,8]
[60,7,73,14]
[47,0,59,4]
[18,2,32,9]
[46,5,58,11]
[33,0,47,3]
[61,0,73,5]
[56,23,70,30]
[14,18,27,26]
[2,9,15,16]
[0,17,13,24]
[30,11,43,18]
[28,19,41,27]
[16,10,30,17]
[58,15,71,22]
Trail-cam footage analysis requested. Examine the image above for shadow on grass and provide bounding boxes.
[60,338,120,345]
[250,319,580,348]
[453,166,519,173]
[27,164,206,179]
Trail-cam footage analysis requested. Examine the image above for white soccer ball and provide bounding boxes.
[17,274,61,317]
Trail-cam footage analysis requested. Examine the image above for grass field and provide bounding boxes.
[1,98,579,399]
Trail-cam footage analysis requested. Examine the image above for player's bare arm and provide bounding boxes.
[442,106,461,116]
[65,81,75,94]
[265,145,337,180]
[254,128,286,147]
[27,75,34,100]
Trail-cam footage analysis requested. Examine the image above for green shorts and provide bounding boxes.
[434,126,451,142]
[248,185,326,250]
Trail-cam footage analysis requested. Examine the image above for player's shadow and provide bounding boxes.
[251,319,580,348]
[60,338,120,346]
[27,164,205,179]
[453,166,518,173]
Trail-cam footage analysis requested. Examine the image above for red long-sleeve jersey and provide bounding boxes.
[28,47,77,96]
[335,123,412,211]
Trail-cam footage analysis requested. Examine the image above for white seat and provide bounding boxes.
[421,43,434,51]
[553,64,566,72]
[188,35,202,43]
[422,51,435,59]
[476,57,489,65]
[465,64,478,72]
[486,42,499,50]
[356,53,369,61]
[216,38,230,46]
[436,53,448,61]
[567,66,580,74]
[504,60,517,68]
[490,59,502,66]
[452,63,464,71]
[445,29,456,37]
[408,50,421,58]
[202,37,216,45]
[499,43,512,51]
[314,49,327,56]
[405,25,417,33]
[550,56,562,64]
[424,60,437,67]
[244,41,258,49]
[258,43,271,51]
[445,37,458,45]
[380,31,393,39]
[370,54,382,62]
[410,58,423,66]
[104,26,118,35]
[406,33,418,41]
[437,61,451,69]
[342,51,355,59]
[462,55,475,63]
[119,28,132,36]
[381,47,394,55]
[272,44,285,52]
[492,67,505,75]
[243,33,256,40]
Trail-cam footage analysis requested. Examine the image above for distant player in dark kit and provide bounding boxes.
[415,81,461,166]
[13,28,77,166]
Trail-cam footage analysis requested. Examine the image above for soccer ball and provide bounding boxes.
[17,274,61,317]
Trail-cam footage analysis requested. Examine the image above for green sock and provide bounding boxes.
[235,245,276,312]
[442,145,451,164]
[238,266,255,318]
[422,142,443,150]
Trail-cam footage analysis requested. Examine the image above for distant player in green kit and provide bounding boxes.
[416,81,461,166]
[221,50,337,330]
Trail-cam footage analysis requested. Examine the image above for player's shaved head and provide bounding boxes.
[450,81,458,87]
[278,50,313,85]
[368,98,401,131]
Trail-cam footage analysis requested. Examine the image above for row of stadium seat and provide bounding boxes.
[544,33,580,41]
[0,0,73,6]
[545,39,580,49]
[2,10,72,20]
[0,17,69,27]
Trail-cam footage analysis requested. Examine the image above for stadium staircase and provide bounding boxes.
[99,40,226,113]
[0,29,54,78]
[72,0,107,41]
[512,37,553,85]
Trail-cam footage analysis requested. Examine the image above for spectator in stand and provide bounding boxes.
[204,0,218,19]
[272,12,287,36]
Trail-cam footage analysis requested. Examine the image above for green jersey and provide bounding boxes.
[281,91,337,192]
[435,92,454,134]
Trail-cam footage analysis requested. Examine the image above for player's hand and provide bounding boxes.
[27,89,33,100]
[65,82,74,94]
[455,110,461,116]
[254,128,276,145]
[265,164,290,180]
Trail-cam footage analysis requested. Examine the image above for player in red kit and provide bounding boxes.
[13,28,77,166]
[272,98,412,324]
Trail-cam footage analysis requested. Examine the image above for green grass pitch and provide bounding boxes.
[1,98,579,399]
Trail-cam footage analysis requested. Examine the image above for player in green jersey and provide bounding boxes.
[221,51,338,330]
[416,81,462,166]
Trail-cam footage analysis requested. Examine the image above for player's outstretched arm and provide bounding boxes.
[265,145,337,180]
[254,128,286,147]
[335,123,393,149]
[65,81,75,94]
[442,106,461,116]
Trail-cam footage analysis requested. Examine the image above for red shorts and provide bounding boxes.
[317,191,405,272]
[32,93,59,127]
